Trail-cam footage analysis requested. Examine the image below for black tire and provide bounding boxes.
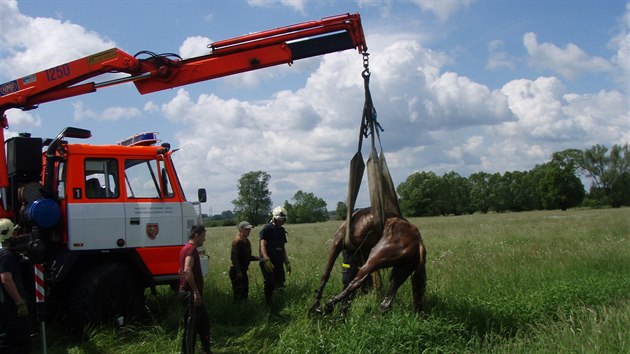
[68,263,145,327]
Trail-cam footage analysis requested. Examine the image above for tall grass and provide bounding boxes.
[37,208,629,353]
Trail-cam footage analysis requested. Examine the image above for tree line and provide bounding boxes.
[205,171,330,227]
[397,144,629,217]
[205,143,628,225]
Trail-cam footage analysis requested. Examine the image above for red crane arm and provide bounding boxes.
[0,48,142,113]
[0,13,366,115]
[133,13,367,94]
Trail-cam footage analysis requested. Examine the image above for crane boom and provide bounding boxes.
[0,13,366,114]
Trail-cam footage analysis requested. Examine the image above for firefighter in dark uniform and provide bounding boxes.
[0,219,31,353]
[259,207,291,307]
[341,248,374,313]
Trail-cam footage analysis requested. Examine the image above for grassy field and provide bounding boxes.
[38,208,629,353]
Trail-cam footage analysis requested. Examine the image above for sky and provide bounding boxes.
[1,0,628,215]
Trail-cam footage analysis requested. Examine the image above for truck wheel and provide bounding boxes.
[69,263,145,326]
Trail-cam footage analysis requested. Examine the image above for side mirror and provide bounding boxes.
[197,188,207,203]
[61,127,92,139]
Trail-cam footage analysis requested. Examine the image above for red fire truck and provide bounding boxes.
[0,13,367,325]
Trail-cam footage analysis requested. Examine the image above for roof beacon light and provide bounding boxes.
[118,132,159,146]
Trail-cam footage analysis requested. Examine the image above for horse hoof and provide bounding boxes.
[308,305,322,317]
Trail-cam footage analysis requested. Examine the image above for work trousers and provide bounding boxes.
[0,304,31,354]
[229,266,250,302]
[179,291,210,354]
[259,259,285,305]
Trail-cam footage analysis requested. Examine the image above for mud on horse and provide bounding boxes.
[309,207,427,314]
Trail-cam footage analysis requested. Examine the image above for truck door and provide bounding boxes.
[67,158,126,250]
[123,158,183,248]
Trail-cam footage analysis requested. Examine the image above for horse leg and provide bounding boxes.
[323,257,379,314]
[379,263,415,313]
[309,231,344,315]
[411,241,427,312]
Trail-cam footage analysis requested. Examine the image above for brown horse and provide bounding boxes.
[309,207,427,315]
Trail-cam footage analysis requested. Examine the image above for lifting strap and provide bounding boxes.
[344,54,401,249]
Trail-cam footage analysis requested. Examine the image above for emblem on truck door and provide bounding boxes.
[146,223,159,240]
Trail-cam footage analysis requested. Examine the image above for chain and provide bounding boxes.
[362,52,370,78]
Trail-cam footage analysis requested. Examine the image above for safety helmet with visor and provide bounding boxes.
[0,218,15,243]
[272,206,287,220]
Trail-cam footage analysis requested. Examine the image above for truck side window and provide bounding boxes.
[84,158,119,199]
[57,161,66,199]
[125,159,173,199]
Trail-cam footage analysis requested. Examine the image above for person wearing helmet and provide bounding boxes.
[258,206,291,307]
[0,219,31,353]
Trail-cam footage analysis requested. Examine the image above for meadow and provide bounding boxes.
[39,208,629,353]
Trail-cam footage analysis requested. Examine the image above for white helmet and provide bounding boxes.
[272,206,287,220]
[0,218,15,242]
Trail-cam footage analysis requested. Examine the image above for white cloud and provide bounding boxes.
[143,101,160,113]
[523,32,613,80]
[160,38,521,209]
[179,36,212,59]
[500,77,570,139]
[427,71,512,126]
[486,39,515,70]
[411,0,472,22]
[247,0,306,14]
[5,109,42,129]
[563,90,630,145]
[73,100,142,121]
[473,77,630,174]
[0,0,116,79]
[607,3,629,91]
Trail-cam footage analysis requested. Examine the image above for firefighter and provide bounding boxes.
[259,207,291,307]
[340,248,374,314]
[0,218,31,354]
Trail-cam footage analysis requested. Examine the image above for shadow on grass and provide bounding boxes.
[208,282,298,354]
[425,295,527,339]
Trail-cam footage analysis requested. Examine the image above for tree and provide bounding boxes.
[439,171,470,215]
[551,148,583,169]
[607,144,630,207]
[210,210,235,221]
[283,190,329,224]
[221,210,234,220]
[232,171,272,225]
[336,201,347,220]
[468,172,492,213]
[506,171,538,211]
[397,171,442,217]
[577,144,630,207]
[535,162,585,210]
[488,172,511,213]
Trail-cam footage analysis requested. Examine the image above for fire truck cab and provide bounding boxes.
[7,128,207,323]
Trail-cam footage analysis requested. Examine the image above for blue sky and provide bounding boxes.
[1,0,628,215]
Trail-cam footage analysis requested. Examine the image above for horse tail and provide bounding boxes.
[411,238,427,313]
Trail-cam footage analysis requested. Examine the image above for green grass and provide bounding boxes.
[36,208,630,353]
